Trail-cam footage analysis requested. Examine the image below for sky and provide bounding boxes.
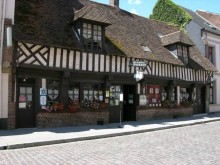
[91,0,220,18]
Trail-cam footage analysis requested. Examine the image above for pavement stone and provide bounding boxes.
[0,113,220,150]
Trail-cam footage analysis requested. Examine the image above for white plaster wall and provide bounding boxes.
[207,33,220,112]
[5,0,15,23]
[0,73,8,118]
[0,0,3,32]
[186,21,206,55]
[0,0,15,120]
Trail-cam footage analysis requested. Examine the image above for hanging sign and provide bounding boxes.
[134,71,144,81]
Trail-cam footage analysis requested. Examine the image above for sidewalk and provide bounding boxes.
[0,113,220,150]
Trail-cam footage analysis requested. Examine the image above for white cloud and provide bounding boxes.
[130,9,138,15]
[128,0,142,5]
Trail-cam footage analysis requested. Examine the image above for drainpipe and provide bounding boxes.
[0,0,6,119]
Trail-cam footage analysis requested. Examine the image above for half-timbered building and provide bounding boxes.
[2,0,216,129]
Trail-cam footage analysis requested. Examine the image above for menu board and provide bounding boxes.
[147,85,161,106]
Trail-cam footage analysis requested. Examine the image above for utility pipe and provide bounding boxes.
[0,0,6,119]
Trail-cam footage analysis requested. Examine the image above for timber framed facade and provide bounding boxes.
[1,0,217,129]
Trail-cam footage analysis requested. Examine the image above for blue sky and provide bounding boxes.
[91,0,220,17]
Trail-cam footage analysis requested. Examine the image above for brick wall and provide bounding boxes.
[137,107,193,121]
[2,19,16,129]
[37,111,109,128]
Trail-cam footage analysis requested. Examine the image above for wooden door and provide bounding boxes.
[123,85,136,121]
[193,86,206,114]
[109,85,121,123]
[17,83,35,128]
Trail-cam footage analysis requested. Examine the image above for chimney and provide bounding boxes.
[109,0,119,8]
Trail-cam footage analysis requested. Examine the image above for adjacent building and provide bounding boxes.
[1,0,216,129]
[183,8,220,113]
[0,0,15,129]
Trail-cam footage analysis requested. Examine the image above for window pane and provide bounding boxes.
[20,87,25,94]
[47,80,59,105]
[83,23,87,28]
[88,24,92,29]
[27,95,32,101]
[69,84,79,102]
[93,25,97,30]
[26,87,32,94]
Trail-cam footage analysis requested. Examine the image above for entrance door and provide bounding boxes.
[17,82,35,128]
[193,86,206,114]
[109,85,121,123]
[123,85,136,121]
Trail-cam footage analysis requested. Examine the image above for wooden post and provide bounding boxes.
[61,71,70,110]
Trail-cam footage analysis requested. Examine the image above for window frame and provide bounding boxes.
[177,44,189,65]
[46,79,60,106]
[207,46,215,65]
[81,22,104,51]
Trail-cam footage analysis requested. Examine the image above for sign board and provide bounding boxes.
[129,61,147,67]
[120,94,123,102]
[40,88,47,96]
[40,96,47,106]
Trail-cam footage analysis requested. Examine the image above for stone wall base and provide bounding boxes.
[37,111,109,128]
[37,107,192,128]
[137,107,193,121]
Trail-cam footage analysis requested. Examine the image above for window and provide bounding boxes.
[68,83,80,102]
[19,87,32,109]
[141,45,151,52]
[207,46,214,64]
[47,80,60,106]
[82,23,102,51]
[180,88,189,103]
[177,44,189,64]
[82,83,104,109]
[109,85,121,107]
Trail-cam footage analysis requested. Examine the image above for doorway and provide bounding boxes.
[123,85,136,121]
[193,86,206,114]
[109,85,122,123]
[16,78,36,128]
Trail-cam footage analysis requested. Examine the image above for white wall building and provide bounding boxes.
[185,8,220,113]
[0,0,15,129]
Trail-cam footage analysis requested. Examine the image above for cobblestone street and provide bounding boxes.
[1,121,220,165]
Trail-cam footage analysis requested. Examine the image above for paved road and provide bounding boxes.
[0,121,220,165]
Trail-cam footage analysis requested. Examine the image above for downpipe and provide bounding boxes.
[0,0,6,119]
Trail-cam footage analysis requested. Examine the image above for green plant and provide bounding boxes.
[180,100,192,107]
[68,101,80,113]
[161,99,177,108]
[150,0,192,29]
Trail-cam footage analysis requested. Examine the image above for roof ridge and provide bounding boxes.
[197,9,220,16]
[196,12,220,30]
[74,4,94,19]
[149,18,179,27]
[161,31,181,38]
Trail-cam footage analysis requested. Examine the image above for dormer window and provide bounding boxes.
[177,44,189,64]
[82,23,103,51]
[166,44,190,65]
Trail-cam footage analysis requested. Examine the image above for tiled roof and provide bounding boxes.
[74,4,111,25]
[197,10,220,29]
[183,7,220,36]
[14,0,216,71]
[161,31,194,46]
[189,46,217,72]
